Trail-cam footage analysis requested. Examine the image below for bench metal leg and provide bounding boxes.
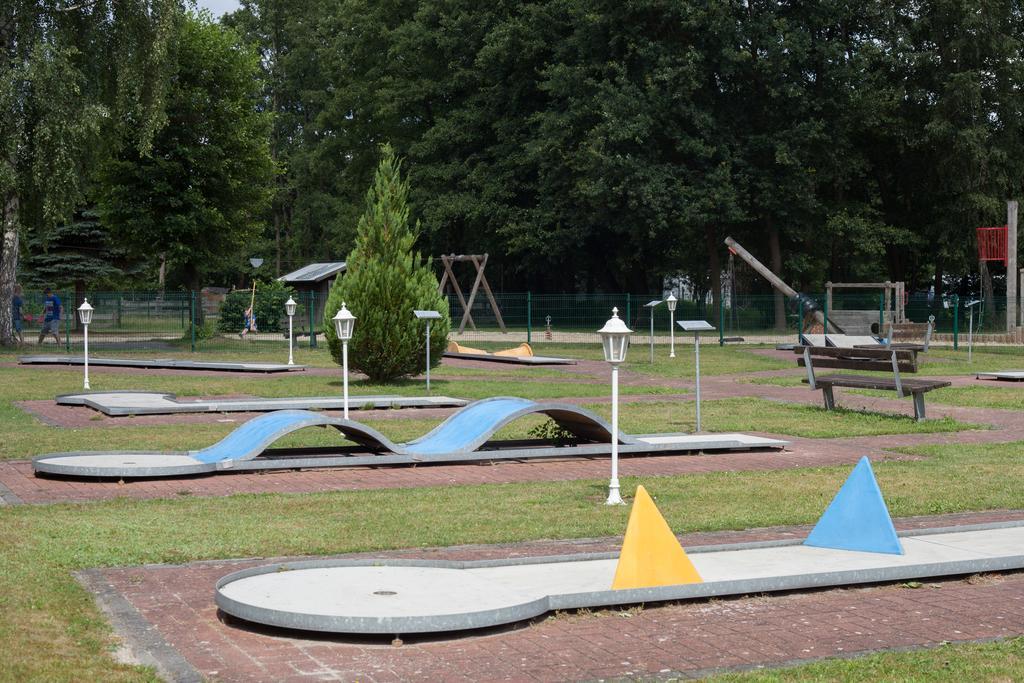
[822,386,835,411]
[912,392,926,421]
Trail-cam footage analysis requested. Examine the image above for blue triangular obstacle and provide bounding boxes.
[804,457,904,555]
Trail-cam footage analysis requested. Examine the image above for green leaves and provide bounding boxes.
[322,144,450,382]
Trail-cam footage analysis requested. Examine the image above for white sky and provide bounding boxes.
[195,0,241,17]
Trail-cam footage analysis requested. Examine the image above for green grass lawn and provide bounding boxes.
[1,438,1023,680]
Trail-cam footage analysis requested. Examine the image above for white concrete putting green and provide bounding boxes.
[977,371,1024,381]
[215,522,1024,636]
[32,398,787,479]
[56,391,467,416]
[20,355,304,372]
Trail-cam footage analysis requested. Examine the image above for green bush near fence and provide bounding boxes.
[217,279,295,333]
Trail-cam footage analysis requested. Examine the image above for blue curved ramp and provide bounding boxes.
[191,410,397,464]
[33,398,660,478]
[404,397,631,456]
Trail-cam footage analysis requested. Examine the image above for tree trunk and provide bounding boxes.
[933,258,944,301]
[74,279,85,331]
[704,225,721,322]
[766,218,786,330]
[0,193,19,346]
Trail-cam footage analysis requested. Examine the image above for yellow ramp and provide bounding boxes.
[612,485,702,590]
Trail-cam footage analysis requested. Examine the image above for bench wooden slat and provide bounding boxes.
[792,345,917,362]
[797,357,918,373]
[806,375,950,393]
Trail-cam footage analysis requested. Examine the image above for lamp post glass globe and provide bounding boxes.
[333,304,356,418]
[284,297,297,365]
[666,293,677,358]
[598,307,632,506]
[78,299,93,389]
[249,257,263,269]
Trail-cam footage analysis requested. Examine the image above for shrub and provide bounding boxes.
[323,144,450,381]
[218,278,295,333]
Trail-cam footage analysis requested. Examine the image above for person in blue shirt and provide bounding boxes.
[11,284,25,345]
[37,287,62,345]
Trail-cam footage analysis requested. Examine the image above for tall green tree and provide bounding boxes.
[323,144,450,382]
[0,0,179,345]
[96,12,275,297]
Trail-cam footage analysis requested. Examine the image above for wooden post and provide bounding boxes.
[1008,200,1018,331]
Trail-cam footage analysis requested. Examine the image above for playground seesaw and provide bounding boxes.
[31,397,787,479]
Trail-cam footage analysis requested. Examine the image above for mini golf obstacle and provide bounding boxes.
[977,371,1024,382]
[19,355,304,373]
[444,342,576,365]
[31,397,786,478]
[55,391,467,416]
[214,458,1024,637]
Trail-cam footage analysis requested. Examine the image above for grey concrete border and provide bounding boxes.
[976,371,1024,382]
[19,355,305,373]
[54,391,467,416]
[0,478,22,505]
[76,569,203,683]
[443,351,577,365]
[214,520,1024,635]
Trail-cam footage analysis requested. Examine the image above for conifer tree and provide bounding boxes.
[323,144,449,382]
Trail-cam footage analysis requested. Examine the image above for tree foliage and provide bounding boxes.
[322,145,450,382]
[227,0,1024,302]
[96,12,274,296]
[0,0,180,345]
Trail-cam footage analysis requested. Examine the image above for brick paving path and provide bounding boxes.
[85,510,1024,682]
[7,362,1024,505]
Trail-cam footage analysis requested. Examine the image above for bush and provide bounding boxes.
[218,279,295,333]
[323,144,450,381]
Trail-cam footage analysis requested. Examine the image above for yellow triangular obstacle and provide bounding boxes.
[611,485,702,590]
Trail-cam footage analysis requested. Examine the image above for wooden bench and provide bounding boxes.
[794,345,950,421]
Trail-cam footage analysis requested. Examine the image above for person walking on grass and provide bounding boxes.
[38,287,62,345]
[11,284,25,345]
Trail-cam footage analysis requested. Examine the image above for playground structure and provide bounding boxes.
[975,200,1020,333]
[724,237,840,334]
[213,458,1024,637]
[825,280,906,331]
[438,254,506,334]
[32,398,787,479]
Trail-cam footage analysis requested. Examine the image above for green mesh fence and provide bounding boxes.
[13,289,1018,354]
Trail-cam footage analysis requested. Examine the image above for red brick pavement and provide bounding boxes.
[0,437,895,505]
[89,510,1024,682]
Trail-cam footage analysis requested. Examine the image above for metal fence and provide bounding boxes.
[13,289,1020,353]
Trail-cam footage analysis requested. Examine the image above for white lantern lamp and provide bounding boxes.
[597,307,632,505]
[284,297,297,365]
[332,303,356,418]
[666,293,678,358]
[78,299,94,390]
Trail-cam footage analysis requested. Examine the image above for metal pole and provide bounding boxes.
[83,322,90,389]
[425,320,432,393]
[718,298,724,346]
[606,363,623,505]
[526,292,532,344]
[288,314,294,365]
[342,340,349,419]
[1008,200,1018,332]
[798,297,803,344]
[694,332,702,431]
[968,308,974,363]
[190,291,196,353]
[649,308,655,364]
[669,309,675,358]
[953,295,959,350]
